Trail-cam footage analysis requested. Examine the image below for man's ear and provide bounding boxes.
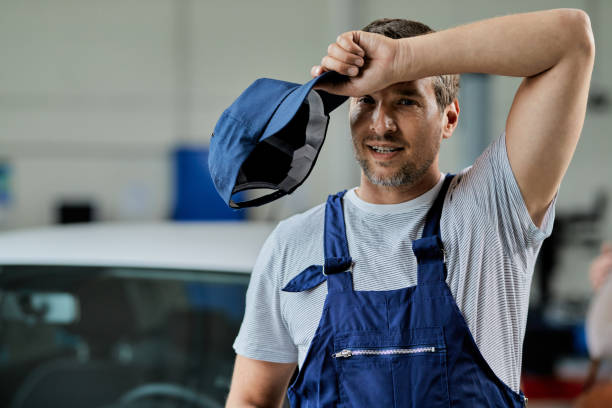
[442,99,460,140]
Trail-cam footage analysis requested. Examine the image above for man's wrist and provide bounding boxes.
[392,37,416,83]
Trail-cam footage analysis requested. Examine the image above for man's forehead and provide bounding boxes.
[386,78,433,96]
[349,77,435,102]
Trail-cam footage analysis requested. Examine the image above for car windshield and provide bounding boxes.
[0,265,249,408]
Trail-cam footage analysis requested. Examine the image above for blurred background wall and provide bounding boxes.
[0,0,610,304]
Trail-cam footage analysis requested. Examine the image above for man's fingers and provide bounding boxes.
[311,65,330,77]
[327,43,364,67]
[337,32,365,57]
[321,56,359,77]
[312,31,366,80]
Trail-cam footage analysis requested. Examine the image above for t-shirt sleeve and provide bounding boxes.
[233,226,299,363]
[459,131,556,253]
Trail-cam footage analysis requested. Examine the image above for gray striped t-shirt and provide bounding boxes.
[233,132,555,392]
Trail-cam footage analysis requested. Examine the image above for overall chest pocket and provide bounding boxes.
[333,327,449,408]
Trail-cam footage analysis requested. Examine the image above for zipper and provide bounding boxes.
[332,346,436,359]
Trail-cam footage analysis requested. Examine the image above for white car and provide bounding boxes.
[0,222,274,408]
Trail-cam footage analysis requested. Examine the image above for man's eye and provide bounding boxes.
[399,99,416,106]
[358,96,374,104]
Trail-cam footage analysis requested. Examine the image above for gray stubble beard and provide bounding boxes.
[356,154,434,187]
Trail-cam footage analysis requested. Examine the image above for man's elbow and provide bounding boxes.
[560,9,596,59]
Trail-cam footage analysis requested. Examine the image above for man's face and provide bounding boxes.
[349,77,444,188]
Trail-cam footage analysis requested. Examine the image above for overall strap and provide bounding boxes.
[412,174,455,284]
[323,191,353,293]
[422,174,455,239]
[280,190,353,294]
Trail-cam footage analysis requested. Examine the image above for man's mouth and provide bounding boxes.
[367,145,404,154]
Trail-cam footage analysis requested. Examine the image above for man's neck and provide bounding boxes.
[355,169,442,205]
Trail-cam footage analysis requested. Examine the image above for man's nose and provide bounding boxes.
[370,105,397,135]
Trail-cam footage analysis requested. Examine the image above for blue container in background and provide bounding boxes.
[572,322,589,357]
[0,161,10,206]
[172,146,245,221]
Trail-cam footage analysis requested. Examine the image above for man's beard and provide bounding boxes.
[353,139,438,187]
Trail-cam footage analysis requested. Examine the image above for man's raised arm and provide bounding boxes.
[314,9,595,226]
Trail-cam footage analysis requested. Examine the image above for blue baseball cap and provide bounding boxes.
[208,71,348,208]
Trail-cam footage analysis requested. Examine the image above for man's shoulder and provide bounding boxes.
[260,202,327,284]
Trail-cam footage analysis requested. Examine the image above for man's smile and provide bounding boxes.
[366,143,405,160]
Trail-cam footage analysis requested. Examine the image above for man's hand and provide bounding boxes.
[589,242,612,291]
[311,31,402,96]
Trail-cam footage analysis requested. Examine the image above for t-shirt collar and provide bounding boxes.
[344,173,445,215]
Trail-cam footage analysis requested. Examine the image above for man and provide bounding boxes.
[581,242,612,404]
[226,9,595,407]
[590,242,612,291]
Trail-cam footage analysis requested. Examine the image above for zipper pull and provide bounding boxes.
[332,349,352,358]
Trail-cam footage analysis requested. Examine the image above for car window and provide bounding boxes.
[0,265,249,408]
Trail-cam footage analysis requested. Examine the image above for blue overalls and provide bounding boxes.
[282,175,528,407]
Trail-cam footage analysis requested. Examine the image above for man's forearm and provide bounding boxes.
[399,9,594,81]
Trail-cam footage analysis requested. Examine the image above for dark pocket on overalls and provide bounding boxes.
[333,327,449,408]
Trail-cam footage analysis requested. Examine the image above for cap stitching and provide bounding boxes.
[222,110,256,136]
